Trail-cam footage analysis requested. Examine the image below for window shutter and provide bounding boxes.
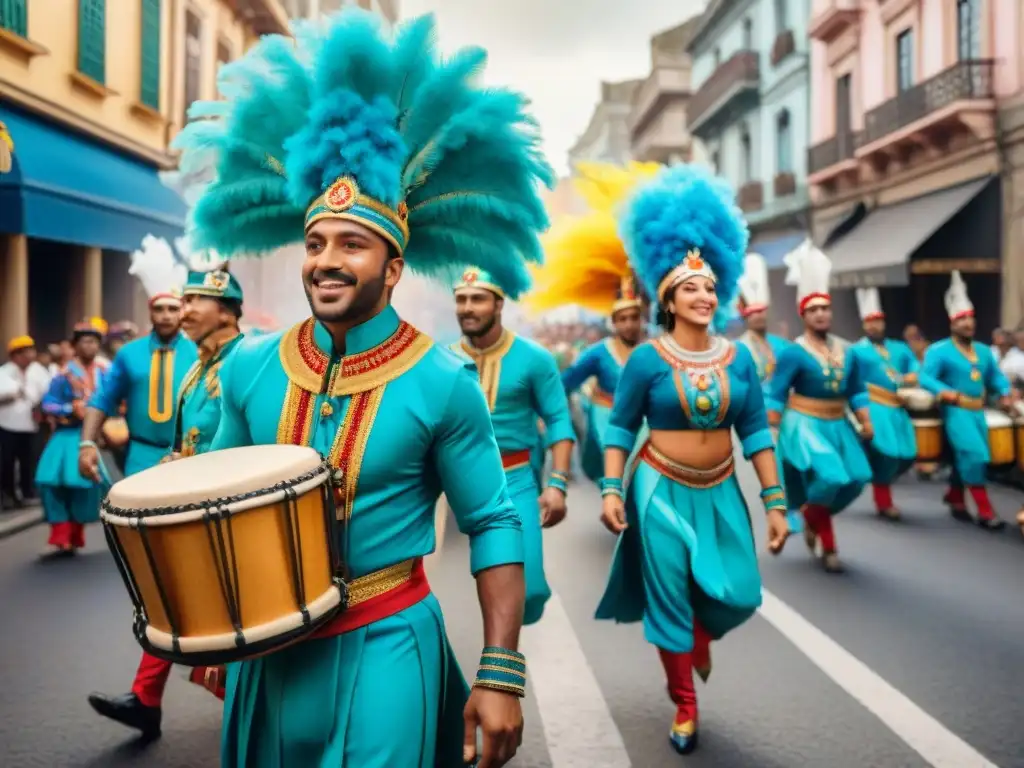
[0,0,28,37]
[140,0,161,108]
[77,0,106,85]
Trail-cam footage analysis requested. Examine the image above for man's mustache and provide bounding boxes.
[312,270,357,286]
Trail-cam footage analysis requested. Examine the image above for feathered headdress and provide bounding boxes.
[129,235,188,308]
[173,236,244,303]
[619,164,748,333]
[172,10,553,300]
[784,238,832,314]
[944,270,973,321]
[524,161,659,318]
[737,252,770,316]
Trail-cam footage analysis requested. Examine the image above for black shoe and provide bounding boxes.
[977,517,1007,531]
[87,692,162,739]
[949,507,972,523]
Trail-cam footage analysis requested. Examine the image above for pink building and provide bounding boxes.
[805,0,1024,339]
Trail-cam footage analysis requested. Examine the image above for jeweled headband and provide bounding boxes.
[454,267,506,299]
[612,275,642,315]
[657,249,717,303]
[305,176,411,254]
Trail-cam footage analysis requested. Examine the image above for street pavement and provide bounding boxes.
[1,464,1023,767]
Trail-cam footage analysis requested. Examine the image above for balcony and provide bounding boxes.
[857,59,996,164]
[687,51,760,139]
[737,181,763,213]
[774,172,796,198]
[807,130,862,183]
[235,0,291,35]
[631,66,691,141]
[809,0,860,43]
[770,30,795,67]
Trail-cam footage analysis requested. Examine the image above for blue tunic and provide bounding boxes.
[36,359,109,524]
[921,338,1011,486]
[766,336,872,513]
[89,331,198,475]
[848,338,941,485]
[595,337,773,652]
[451,330,575,625]
[175,328,243,457]
[561,337,632,483]
[210,306,523,767]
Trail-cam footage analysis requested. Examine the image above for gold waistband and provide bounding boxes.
[638,441,734,489]
[867,383,902,408]
[590,386,614,408]
[788,393,847,420]
[954,394,985,411]
[349,559,417,606]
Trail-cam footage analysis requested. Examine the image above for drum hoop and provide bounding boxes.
[911,419,942,427]
[100,462,335,527]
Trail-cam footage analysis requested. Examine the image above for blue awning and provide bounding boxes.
[0,104,187,251]
[749,232,807,270]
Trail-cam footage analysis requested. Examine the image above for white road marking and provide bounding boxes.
[759,590,1000,768]
[520,592,632,768]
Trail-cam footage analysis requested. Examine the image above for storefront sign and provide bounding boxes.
[829,263,909,288]
[909,259,1000,274]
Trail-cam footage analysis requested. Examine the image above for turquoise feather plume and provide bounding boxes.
[172,8,552,299]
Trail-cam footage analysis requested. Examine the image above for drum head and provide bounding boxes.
[984,409,1011,429]
[107,445,325,511]
[898,387,934,411]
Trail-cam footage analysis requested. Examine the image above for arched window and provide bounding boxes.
[776,110,792,173]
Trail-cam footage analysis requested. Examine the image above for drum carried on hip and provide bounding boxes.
[101,417,130,449]
[985,409,1015,467]
[898,388,942,462]
[100,444,348,666]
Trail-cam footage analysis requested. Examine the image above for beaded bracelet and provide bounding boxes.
[760,484,787,513]
[599,476,624,499]
[547,471,569,494]
[79,440,98,451]
[473,646,527,698]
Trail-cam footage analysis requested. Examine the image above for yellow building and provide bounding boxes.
[0,0,288,347]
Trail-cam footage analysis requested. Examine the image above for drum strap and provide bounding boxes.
[311,558,430,639]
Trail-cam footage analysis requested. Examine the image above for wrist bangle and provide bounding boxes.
[547,476,568,494]
[601,487,624,499]
[759,485,784,501]
[599,477,623,491]
[79,440,98,451]
[474,646,526,698]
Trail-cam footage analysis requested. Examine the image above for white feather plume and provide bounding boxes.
[174,235,227,273]
[738,252,770,307]
[129,235,187,299]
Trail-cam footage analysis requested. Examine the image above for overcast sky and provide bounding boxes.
[400,0,709,177]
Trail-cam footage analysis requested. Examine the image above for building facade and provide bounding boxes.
[0,0,286,347]
[629,19,699,165]
[687,0,813,334]
[807,0,1023,340]
[567,79,641,169]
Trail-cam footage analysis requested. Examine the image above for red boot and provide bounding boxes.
[131,651,174,708]
[872,484,899,520]
[692,621,712,683]
[804,504,842,573]
[189,666,227,700]
[968,486,1006,530]
[658,648,699,754]
[944,486,971,521]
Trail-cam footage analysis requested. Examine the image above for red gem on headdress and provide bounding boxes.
[325,178,357,211]
[684,250,705,271]
[462,268,478,284]
[397,201,408,221]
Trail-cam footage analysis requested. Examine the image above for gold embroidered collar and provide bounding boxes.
[280,316,433,396]
[653,335,734,371]
[606,336,635,367]
[460,328,515,361]
[198,327,241,364]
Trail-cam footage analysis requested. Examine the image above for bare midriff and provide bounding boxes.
[648,428,732,470]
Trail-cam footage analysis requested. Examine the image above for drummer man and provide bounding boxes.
[79,237,197,480]
[451,267,575,627]
[85,262,245,739]
[848,287,951,520]
[921,271,1015,529]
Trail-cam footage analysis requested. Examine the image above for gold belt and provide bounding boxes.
[867,383,902,407]
[638,441,734,489]
[590,386,614,408]
[787,393,846,420]
[955,394,985,411]
[349,558,418,606]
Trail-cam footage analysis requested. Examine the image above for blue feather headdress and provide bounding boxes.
[619,164,748,333]
[171,11,554,299]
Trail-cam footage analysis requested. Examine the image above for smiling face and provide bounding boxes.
[667,276,718,329]
[302,218,404,327]
[455,287,502,338]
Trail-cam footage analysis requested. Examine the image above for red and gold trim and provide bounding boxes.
[590,386,614,408]
[277,384,316,446]
[501,450,532,472]
[328,387,385,520]
[279,318,432,396]
[460,330,515,412]
[949,308,975,321]
[862,311,885,321]
[740,301,768,317]
[798,293,831,314]
[638,441,735,489]
[312,558,430,638]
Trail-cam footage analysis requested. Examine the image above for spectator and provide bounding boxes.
[1000,328,1024,389]
[0,336,51,509]
[991,328,1013,362]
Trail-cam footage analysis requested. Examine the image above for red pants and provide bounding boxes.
[48,522,85,549]
[802,504,836,553]
[945,485,995,519]
[131,652,173,708]
[658,648,697,726]
[872,484,893,512]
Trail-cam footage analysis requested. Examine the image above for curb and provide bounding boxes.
[0,509,43,540]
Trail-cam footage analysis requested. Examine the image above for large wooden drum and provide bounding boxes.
[900,388,943,462]
[985,409,1014,467]
[1015,418,1024,474]
[100,444,347,666]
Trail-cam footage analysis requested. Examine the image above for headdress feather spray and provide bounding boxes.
[620,164,748,333]
[171,10,553,299]
[525,161,660,316]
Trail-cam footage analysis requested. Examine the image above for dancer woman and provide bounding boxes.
[595,164,790,756]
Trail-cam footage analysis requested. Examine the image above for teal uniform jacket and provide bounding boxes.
[209,306,524,768]
[451,330,574,625]
[766,336,872,513]
[561,337,632,483]
[848,338,943,484]
[175,328,243,457]
[36,359,109,523]
[88,331,198,475]
[921,338,1011,486]
[596,338,772,650]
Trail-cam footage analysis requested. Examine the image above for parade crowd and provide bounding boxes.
[6,9,1024,767]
